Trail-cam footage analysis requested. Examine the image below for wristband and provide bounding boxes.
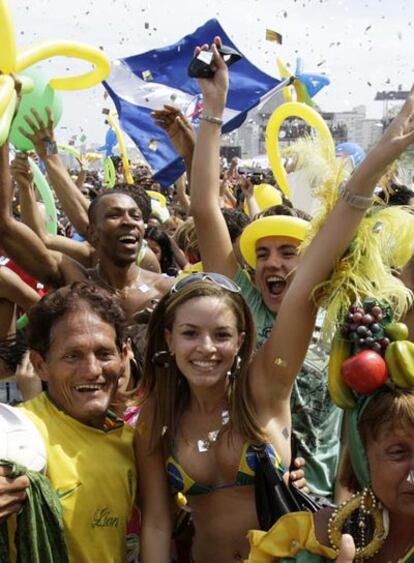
[200,113,223,126]
[43,138,58,156]
[339,183,373,210]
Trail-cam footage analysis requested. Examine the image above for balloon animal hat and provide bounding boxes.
[239,96,337,269]
[0,0,110,145]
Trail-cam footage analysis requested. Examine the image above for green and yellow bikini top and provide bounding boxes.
[167,441,286,496]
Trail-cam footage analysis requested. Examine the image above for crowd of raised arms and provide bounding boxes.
[1,33,414,563]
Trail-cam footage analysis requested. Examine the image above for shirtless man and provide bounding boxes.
[0,137,173,327]
[11,107,161,274]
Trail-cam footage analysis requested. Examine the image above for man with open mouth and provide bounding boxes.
[0,114,174,356]
[0,282,137,562]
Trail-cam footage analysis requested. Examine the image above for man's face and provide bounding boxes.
[92,194,144,265]
[30,309,125,428]
[254,235,300,314]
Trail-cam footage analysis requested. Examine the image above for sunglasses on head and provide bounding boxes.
[171,272,241,294]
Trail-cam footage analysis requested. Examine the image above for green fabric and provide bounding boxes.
[234,268,275,347]
[347,396,373,489]
[0,460,69,563]
[234,268,342,499]
[290,315,343,499]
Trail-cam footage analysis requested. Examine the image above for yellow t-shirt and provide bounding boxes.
[14,393,136,563]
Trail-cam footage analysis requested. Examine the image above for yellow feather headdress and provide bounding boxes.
[285,137,414,342]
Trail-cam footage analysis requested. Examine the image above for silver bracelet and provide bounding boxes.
[200,113,223,126]
[338,183,373,210]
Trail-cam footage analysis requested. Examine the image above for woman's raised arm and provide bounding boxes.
[251,85,414,410]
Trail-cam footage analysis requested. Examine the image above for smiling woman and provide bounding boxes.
[136,36,414,563]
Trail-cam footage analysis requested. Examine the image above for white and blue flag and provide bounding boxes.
[103,19,282,186]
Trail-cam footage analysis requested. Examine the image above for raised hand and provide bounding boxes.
[239,176,255,199]
[195,36,228,117]
[375,85,414,164]
[152,105,195,160]
[10,152,34,191]
[18,107,56,161]
[15,350,42,401]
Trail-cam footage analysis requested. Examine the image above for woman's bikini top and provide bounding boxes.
[167,441,286,496]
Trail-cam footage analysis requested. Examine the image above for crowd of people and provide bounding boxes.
[1,35,414,563]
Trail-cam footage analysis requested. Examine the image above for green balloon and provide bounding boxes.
[104,157,116,188]
[29,157,58,235]
[16,314,28,331]
[10,67,63,152]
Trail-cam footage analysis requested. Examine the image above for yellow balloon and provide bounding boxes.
[276,59,293,103]
[276,58,312,104]
[265,102,335,200]
[0,75,14,116]
[0,75,33,147]
[0,0,110,145]
[181,261,204,275]
[58,144,103,165]
[84,152,103,163]
[147,190,167,208]
[107,112,134,185]
[16,41,111,90]
[0,0,16,74]
[243,183,282,215]
[0,88,16,146]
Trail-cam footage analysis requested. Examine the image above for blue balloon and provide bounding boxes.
[336,143,366,167]
[297,72,330,98]
[98,128,118,157]
[105,128,117,149]
[295,57,304,76]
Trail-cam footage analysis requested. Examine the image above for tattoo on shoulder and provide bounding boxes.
[282,427,289,440]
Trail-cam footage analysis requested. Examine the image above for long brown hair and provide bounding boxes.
[140,280,268,451]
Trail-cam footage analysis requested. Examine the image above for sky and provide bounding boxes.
[9,0,414,147]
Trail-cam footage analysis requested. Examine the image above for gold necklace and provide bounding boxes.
[328,488,388,560]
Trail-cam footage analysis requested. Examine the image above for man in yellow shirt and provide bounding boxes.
[0,282,137,562]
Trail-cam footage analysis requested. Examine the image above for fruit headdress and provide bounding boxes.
[289,136,414,488]
[330,299,414,487]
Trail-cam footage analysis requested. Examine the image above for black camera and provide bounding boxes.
[188,45,242,79]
